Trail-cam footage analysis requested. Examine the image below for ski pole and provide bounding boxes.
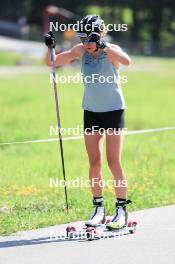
[50,48,69,214]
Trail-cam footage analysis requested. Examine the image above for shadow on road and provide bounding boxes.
[0,236,89,248]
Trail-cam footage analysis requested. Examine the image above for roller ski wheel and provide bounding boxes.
[105,218,112,225]
[86,227,96,241]
[127,221,138,234]
[66,226,76,238]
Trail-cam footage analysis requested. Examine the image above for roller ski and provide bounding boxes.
[66,198,137,241]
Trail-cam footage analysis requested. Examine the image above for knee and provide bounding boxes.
[89,158,102,171]
[107,159,122,171]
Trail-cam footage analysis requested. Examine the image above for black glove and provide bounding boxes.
[88,33,107,49]
[44,31,56,48]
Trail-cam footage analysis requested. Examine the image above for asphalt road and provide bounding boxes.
[0,205,175,264]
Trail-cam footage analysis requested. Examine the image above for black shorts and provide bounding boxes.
[84,109,125,132]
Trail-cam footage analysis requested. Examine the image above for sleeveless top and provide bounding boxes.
[81,50,126,112]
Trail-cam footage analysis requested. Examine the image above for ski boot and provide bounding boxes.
[106,199,132,230]
[85,197,106,227]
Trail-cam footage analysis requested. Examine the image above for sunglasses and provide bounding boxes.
[80,38,96,44]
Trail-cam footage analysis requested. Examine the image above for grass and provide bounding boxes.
[0,56,175,235]
[0,51,21,65]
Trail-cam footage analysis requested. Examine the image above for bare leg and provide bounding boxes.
[106,133,127,199]
[84,132,104,197]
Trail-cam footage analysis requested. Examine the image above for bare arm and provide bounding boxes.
[107,43,131,67]
[46,44,84,66]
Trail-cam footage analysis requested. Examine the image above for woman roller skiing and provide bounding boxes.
[45,15,131,230]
